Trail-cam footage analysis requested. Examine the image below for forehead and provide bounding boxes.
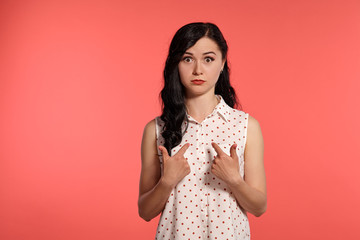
[185,37,221,54]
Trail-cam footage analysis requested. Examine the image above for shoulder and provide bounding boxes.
[141,118,159,161]
[229,109,261,133]
[145,118,156,129]
[142,116,165,141]
[247,114,261,131]
[246,114,263,146]
[143,118,157,138]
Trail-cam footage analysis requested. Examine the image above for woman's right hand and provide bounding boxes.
[158,143,191,188]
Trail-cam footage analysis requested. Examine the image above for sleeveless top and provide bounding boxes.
[154,95,250,240]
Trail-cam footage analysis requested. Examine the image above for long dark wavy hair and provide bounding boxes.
[159,22,241,156]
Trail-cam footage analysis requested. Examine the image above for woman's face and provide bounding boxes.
[178,37,225,97]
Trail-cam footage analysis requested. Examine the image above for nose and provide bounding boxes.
[192,61,203,75]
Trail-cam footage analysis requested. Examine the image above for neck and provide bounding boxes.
[185,93,220,123]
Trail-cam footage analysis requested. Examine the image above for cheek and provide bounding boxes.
[205,62,221,72]
[178,65,191,80]
[207,67,222,80]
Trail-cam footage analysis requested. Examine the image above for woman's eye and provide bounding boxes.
[183,57,192,63]
[204,57,214,63]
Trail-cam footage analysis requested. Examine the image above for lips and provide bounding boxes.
[191,79,205,85]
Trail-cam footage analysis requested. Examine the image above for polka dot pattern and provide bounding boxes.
[154,95,250,239]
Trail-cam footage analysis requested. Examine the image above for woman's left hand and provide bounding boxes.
[211,142,243,187]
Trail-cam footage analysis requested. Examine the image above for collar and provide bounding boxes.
[186,95,231,123]
[214,94,231,123]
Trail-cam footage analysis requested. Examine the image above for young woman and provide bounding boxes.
[138,22,266,239]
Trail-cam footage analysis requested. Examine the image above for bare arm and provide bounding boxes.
[230,115,267,216]
[211,115,267,217]
[138,119,171,221]
[138,119,190,221]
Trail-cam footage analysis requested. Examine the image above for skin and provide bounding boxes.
[138,37,267,221]
[179,37,225,121]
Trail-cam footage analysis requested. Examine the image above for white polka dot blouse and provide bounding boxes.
[155,94,250,239]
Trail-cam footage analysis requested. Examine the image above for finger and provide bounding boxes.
[158,145,169,159]
[211,142,224,156]
[230,143,238,159]
[211,166,218,176]
[176,143,190,156]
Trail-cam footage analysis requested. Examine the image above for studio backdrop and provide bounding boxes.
[0,0,359,239]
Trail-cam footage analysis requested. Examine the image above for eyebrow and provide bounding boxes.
[184,51,217,55]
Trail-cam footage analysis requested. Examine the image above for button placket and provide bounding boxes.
[198,121,207,171]
[195,123,203,163]
[198,120,207,228]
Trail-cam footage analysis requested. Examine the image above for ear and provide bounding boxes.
[221,59,226,71]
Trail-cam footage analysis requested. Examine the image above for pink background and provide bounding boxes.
[1,0,359,239]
